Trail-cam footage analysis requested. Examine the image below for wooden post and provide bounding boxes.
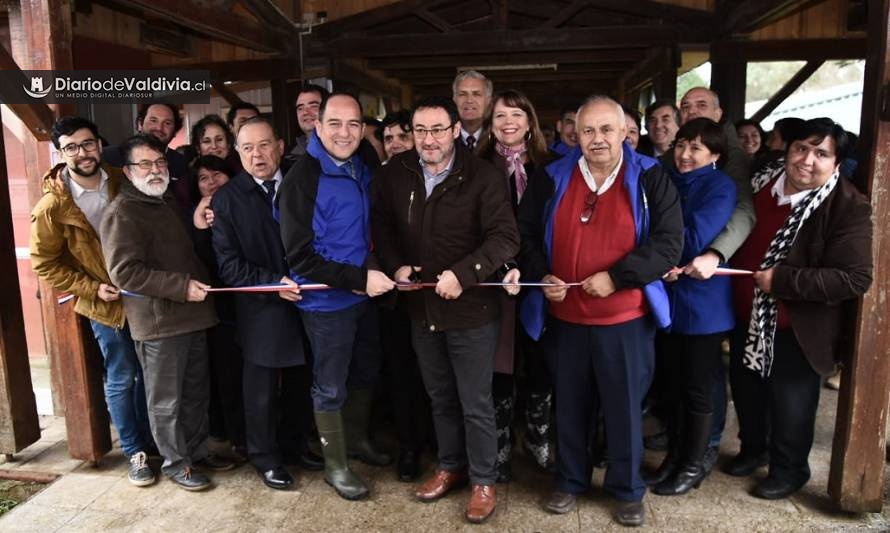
[8,0,112,462]
[401,84,414,110]
[270,78,298,145]
[709,52,746,123]
[828,0,890,512]
[0,110,41,454]
[652,47,679,104]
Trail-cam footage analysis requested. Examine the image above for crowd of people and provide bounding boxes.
[28,70,873,527]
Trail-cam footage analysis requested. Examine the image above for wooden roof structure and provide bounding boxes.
[0,0,888,514]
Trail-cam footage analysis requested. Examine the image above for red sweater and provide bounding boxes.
[731,178,792,329]
[549,166,647,325]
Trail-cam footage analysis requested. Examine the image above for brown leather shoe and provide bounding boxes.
[415,469,468,502]
[466,484,496,523]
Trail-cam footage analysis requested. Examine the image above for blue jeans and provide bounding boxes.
[300,300,382,412]
[90,320,151,456]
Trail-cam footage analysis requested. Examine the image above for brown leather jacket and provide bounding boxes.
[371,145,519,331]
[771,178,873,375]
[29,163,125,328]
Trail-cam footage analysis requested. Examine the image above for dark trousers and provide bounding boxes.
[548,316,655,501]
[277,362,315,458]
[244,361,310,472]
[411,319,499,486]
[659,332,725,415]
[492,324,553,398]
[300,300,382,412]
[134,330,210,475]
[380,306,432,452]
[710,360,727,447]
[729,326,821,485]
[207,322,246,446]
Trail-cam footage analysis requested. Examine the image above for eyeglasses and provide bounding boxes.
[127,158,168,171]
[580,191,599,224]
[59,139,98,157]
[413,125,454,140]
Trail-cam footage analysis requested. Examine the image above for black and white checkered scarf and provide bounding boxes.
[743,158,840,377]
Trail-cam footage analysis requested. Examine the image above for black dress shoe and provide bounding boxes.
[257,466,294,490]
[296,450,325,471]
[723,451,769,477]
[397,450,420,482]
[614,500,645,527]
[752,476,806,500]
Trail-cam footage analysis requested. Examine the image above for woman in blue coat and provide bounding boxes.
[646,118,737,495]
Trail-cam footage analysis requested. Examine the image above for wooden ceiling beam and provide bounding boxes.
[367,49,644,69]
[315,0,454,37]
[211,80,244,106]
[585,0,713,23]
[542,0,586,29]
[316,25,710,58]
[619,47,678,95]
[98,0,285,53]
[710,38,868,61]
[384,62,630,80]
[331,60,401,99]
[416,7,458,32]
[397,71,618,85]
[239,0,299,32]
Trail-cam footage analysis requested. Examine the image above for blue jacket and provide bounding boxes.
[666,164,736,335]
[518,144,684,340]
[277,132,373,312]
[549,140,572,156]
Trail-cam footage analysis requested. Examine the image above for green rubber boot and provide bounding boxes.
[343,389,393,467]
[314,410,369,501]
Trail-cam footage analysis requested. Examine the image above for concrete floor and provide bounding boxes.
[1,387,889,532]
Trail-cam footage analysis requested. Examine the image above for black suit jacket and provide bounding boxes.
[210,170,306,368]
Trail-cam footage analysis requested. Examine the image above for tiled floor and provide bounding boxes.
[1,387,889,532]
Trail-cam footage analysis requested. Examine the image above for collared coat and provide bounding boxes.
[769,178,873,376]
[517,144,684,340]
[210,170,306,368]
[100,179,217,341]
[371,144,520,332]
[30,162,125,328]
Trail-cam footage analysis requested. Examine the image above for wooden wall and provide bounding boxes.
[71,3,274,68]
[751,0,860,40]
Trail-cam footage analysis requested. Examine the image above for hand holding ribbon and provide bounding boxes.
[502,268,521,296]
[278,276,302,302]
